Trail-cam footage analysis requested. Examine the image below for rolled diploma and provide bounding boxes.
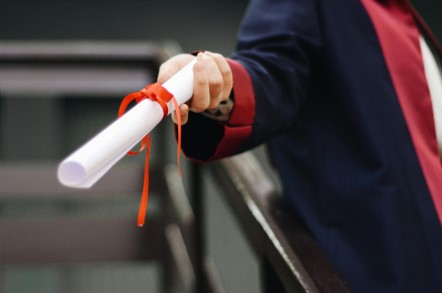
[57,58,196,188]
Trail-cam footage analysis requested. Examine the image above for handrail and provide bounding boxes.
[210,152,350,292]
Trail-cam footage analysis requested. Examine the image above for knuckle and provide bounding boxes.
[195,77,207,87]
[191,99,208,112]
[210,77,223,90]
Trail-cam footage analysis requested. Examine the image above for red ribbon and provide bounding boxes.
[118,82,182,227]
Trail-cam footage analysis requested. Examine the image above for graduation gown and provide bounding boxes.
[180,0,442,291]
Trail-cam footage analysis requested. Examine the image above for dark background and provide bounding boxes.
[0,1,439,55]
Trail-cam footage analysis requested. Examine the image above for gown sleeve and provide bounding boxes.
[180,0,322,162]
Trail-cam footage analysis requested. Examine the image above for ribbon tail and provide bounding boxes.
[172,97,182,178]
[137,135,151,227]
[120,83,179,227]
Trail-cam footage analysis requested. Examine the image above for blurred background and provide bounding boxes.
[0,1,440,293]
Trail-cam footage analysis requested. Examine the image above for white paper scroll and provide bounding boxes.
[57,58,196,188]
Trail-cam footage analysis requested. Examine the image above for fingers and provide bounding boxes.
[190,52,233,112]
[199,53,223,109]
[206,52,233,107]
[191,57,210,112]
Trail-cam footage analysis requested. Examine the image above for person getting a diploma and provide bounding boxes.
[158,0,442,291]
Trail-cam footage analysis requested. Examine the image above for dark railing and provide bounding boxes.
[210,152,351,292]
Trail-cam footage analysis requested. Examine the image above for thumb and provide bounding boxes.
[172,104,189,125]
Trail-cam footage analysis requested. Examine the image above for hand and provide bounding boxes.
[157,52,233,124]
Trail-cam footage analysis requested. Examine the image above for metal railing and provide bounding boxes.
[210,152,351,292]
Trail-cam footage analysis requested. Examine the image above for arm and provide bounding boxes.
[158,0,321,162]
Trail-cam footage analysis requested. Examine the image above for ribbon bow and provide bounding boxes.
[118,82,182,227]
